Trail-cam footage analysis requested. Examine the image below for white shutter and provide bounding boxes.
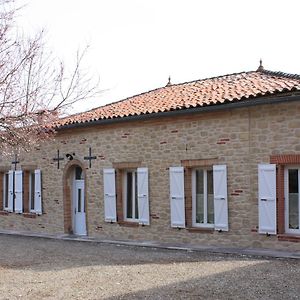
[137,168,150,225]
[14,170,23,213]
[103,168,117,222]
[258,164,276,235]
[7,171,14,212]
[213,165,228,231]
[34,170,42,215]
[169,167,185,228]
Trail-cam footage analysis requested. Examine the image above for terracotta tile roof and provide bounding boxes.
[56,69,300,128]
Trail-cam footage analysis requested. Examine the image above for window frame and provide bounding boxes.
[191,168,214,228]
[122,169,139,223]
[284,165,300,235]
[29,171,35,213]
[3,172,10,211]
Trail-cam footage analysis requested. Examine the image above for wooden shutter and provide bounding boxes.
[34,170,42,215]
[213,165,228,231]
[258,164,276,235]
[7,171,14,212]
[14,170,23,213]
[137,168,150,225]
[103,168,117,222]
[169,167,185,228]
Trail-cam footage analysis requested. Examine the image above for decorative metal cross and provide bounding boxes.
[53,150,64,169]
[84,147,97,168]
[11,154,19,171]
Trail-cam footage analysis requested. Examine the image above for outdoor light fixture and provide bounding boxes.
[66,153,75,160]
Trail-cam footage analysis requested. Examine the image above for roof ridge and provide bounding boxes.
[259,69,300,80]
[75,70,256,116]
[56,68,300,126]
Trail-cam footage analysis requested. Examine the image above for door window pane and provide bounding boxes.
[75,167,83,180]
[207,170,214,224]
[77,188,82,213]
[195,170,204,223]
[288,169,299,229]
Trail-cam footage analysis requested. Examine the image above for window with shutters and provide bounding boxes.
[123,169,139,222]
[192,168,214,228]
[105,163,149,226]
[170,161,228,232]
[269,155,300,241]
[284,166,300,235]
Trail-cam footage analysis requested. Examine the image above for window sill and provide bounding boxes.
[187,227,214,234]
[278,234,300,243]
[118,221,139,227]
[0,210,9,216]
[23,213,37,219]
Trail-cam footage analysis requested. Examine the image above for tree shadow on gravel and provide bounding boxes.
[0,235,268,271]
[0,235,298,274]
[103,259,300,300]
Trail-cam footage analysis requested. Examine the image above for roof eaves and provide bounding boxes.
[56,92,300,131]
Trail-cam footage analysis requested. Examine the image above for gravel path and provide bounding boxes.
[0,235,299,300]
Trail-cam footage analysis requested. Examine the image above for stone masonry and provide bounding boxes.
[0,101,300,251]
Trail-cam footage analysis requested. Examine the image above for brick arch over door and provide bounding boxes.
[62,159,87,234]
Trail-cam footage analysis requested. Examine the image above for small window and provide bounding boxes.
[3,172,9,210]
[75,167,83,180]
[123,170,138,221]
[29,171,35,212]
[285,167,300,234]
[192,168,214,228]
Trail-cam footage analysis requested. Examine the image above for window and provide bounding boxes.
[3,172,10,211]
[285,167,300,234]
[192,169,214,228]
[123,170,138,222]
[103,166,149,225]
[170,164,228,231]
[29,171,35,212]
[269,155,300,239]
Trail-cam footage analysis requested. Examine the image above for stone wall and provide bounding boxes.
[0,101,299,250]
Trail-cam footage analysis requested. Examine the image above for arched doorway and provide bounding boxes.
[63,160,87,235]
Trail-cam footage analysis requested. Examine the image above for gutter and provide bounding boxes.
[57,93,300,131]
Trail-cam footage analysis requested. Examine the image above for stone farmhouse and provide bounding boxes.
[1,64,300,251]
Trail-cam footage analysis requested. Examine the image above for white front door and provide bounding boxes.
[73,179,86,235]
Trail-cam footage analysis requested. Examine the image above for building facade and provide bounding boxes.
[0,69,300,251]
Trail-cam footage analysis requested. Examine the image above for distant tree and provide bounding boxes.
[0,0,99,154]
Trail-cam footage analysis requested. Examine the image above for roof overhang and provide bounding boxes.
[57,93,300,131]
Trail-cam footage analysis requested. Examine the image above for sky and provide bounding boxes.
[17,0,300,113]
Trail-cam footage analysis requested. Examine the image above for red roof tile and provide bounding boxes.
[56,69,300,128]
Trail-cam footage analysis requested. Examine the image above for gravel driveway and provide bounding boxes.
[0,235,299,300]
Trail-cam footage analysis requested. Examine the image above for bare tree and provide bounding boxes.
[0,0,99,154]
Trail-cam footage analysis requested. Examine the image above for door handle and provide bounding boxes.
[261,198,267,201]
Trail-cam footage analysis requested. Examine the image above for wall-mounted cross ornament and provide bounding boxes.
[84,147,97,168]
[53,150,64,169]
[11,154,19,170]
